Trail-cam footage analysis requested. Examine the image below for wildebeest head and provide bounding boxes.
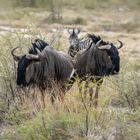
[68,28,80,57]
[11,39,49,87]
[86,34,123,74]
[97,40,123,74]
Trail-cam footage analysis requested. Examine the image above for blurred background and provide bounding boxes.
[0,0,140,32]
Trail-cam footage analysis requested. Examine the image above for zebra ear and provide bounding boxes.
[74,28,80,34]
[67,28,73,34]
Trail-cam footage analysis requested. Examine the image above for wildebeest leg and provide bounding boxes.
[51,91,64,104]
[60,93,64,102]
[21,87,28,105]
[78,80,82,95]
[17,87,24,105]
[41,91,45,108]
[39,87,45,108]
[94,86,99,108]
[89,87,94,107]
[51,91,56,104]
[59,87,66,103]
[94,79,103,108]
[84,81,89,98]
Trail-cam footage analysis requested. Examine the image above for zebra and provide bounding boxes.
[67,28,101,57]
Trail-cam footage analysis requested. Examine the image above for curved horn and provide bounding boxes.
[26,48,41,60]
[117,40,123,49]
[11,47,22,61]
[95,40,102,48]
[26,54,39,60]
[98,44,111,50]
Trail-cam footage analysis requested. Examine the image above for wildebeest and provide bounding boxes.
[71,34,123,107]
[11,39,49,86]
[68,28,94,57]
[11,39,74,105]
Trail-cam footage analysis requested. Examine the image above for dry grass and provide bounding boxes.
[0,30,140,140]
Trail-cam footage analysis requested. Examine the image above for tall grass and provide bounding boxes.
[0,28,140,139]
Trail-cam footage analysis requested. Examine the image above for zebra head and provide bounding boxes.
[68,28,80,57]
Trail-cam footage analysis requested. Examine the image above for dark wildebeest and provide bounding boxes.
[11,39,50,86]
[70,34,123,107]
[68,28,95,57]
[11,39,74,105]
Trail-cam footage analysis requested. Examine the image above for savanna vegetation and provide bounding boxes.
[0,0,140,140]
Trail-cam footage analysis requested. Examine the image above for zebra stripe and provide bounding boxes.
[68,28,101,57]
[78,37,93,50]
[68,35,94,57]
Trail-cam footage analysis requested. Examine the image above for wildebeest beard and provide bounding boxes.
[16,56,49,87]
[17,55,32,86]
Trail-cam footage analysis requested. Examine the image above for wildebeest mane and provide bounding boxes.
[87,34,108,45]
[29,39,49,54]
[87,34,101,43]
[79,34,109,55]
[40,46,73,82]
[75,34,104,57]
[17,55,31,86]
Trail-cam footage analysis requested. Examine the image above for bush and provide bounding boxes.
[111,70,140,109]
